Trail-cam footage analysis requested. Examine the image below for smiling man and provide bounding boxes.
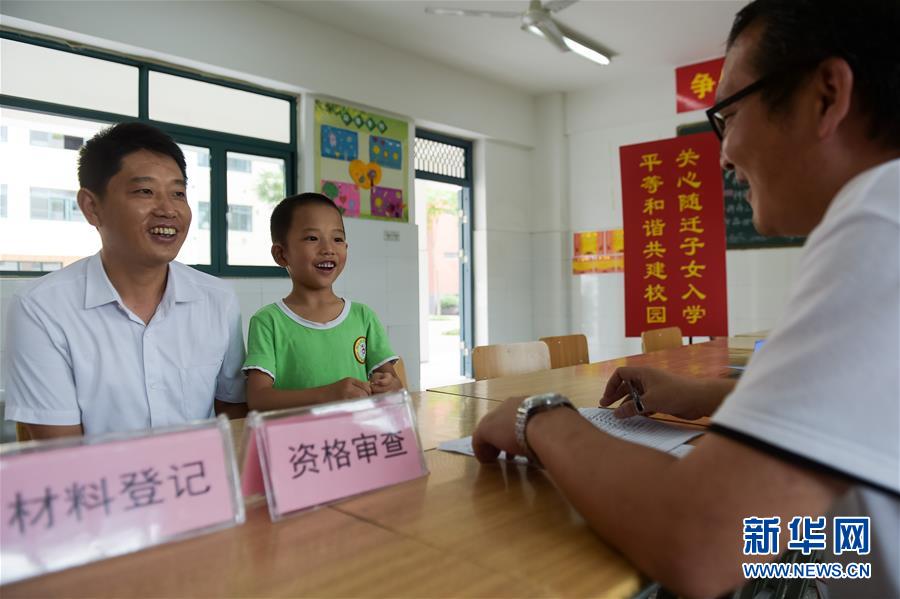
[473,0,898,597]
[4,123,247,439]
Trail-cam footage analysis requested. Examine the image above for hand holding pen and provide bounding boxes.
[600,366,729,421]
[624,379,645,414]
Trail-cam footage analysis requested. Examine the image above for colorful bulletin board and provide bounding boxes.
[314,100,409,222]
[620,132,728,337]
[573,230,624,274]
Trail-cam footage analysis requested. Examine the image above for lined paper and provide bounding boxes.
[438,408,702,461]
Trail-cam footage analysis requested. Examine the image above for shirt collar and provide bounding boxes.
[84,253,203,310]
[84,253,121,309]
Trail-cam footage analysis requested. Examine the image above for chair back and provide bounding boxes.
[640,326,683,353]
[540,334,589,369]
[15,422,32,442]
[392,357,410,390]
[472,341,551,381]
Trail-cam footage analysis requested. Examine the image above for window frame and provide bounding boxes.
[0,31,296,277]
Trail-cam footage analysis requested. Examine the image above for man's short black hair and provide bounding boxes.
[727,0,900,149]
[78,122,187,195]
[270,192,344,245]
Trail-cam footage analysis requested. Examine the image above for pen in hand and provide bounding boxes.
[624,379,645,414]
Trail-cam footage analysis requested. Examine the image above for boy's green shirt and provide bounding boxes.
[242,300,397,390]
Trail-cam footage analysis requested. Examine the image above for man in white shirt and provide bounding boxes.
[473,0,899,597]
[4,123,247,439]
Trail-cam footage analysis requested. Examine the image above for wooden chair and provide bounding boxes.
[392,357,410,390]
[16,422,32,442]
[540,334,590,369]
[472,341,551,381]
[640,326,683,353]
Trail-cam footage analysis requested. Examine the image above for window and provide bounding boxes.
[226,152,284,266]
[148,71,290,143]
[0,109,104,268]
[228,205,253,232]
[1,32,295,276]
[30,187,82,221]
[1,184,7,218]
[1,126,7,142]
[0,38,139,116]
[174,144,212,266]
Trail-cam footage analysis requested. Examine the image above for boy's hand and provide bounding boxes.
[370,371,403,394]
[328,377,372,401]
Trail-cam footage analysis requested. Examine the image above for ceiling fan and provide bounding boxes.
[424,0,614,65]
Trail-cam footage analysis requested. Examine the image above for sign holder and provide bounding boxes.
[241,390,428,521]
[0,415,244,585]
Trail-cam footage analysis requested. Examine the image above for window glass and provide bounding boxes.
[226,152,285,266]
[174,144,212,266]
[0,39,138,116]
[149,71,291,143]
[30,187,82,221]
[0,108,105,269]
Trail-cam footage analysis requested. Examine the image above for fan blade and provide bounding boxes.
[535,17,569,51]
[425,6,521,18]
[544,0,578,13]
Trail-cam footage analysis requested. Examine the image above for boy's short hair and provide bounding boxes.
[270,192,344,245]
[78,122,187,195]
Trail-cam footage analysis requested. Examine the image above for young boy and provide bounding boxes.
[243,193,403,410]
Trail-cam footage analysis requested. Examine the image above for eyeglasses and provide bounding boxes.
[705,76,771,140]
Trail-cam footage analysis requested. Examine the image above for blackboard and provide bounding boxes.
[676,122,805,249]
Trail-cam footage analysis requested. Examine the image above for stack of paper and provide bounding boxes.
[438,408,701,462]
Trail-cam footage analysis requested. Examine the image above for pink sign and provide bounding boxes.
[245,393,428,520]
[0,419,243,584]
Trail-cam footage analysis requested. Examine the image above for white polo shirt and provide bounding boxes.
[712,159,899,597]
[3,253,246,435]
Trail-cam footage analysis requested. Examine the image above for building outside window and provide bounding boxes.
[228,205,252,232]
[29,187,82,221]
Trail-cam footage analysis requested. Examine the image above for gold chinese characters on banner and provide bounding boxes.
[619,132,728,337]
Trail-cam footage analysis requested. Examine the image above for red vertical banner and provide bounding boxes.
[620,132,728,337]
[676,57,725,113]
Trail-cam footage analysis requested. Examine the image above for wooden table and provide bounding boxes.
[430,339,743,407]
[5,497,539,598]
[5,391,643,597]
[334,451,642,598]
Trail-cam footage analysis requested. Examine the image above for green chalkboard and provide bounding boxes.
[676,122,805,249]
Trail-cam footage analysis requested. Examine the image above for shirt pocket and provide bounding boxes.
[178,354,224,421]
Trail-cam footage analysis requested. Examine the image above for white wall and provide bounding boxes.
[474,139,536,346]
[564,68,802,361]
[531,93,570,340]
[0,0,539,394]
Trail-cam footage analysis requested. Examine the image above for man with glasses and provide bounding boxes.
[473,0,899,596]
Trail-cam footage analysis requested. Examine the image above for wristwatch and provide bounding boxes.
[514,393,575,468]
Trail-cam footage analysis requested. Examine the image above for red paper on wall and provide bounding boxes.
[620,132,728,337]
[676,57,725,113]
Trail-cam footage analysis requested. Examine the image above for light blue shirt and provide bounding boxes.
[4,253,246,435]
